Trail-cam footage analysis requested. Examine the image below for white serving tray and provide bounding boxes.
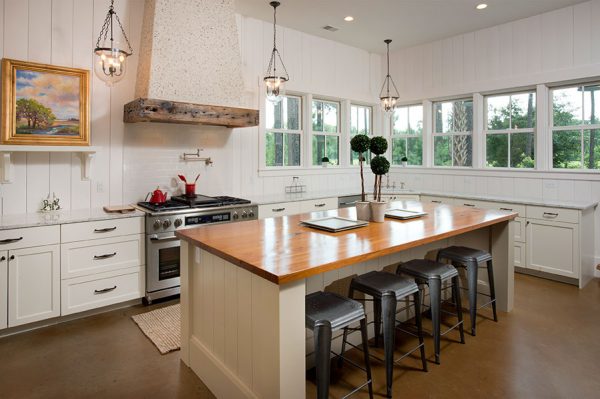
[385,208,428,220]
[300,216,369,232]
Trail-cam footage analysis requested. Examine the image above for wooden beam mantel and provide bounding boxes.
[123,98,259,128]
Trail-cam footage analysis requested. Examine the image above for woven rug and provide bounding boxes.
[132,303,181,354]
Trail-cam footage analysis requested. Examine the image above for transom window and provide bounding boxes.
[312,99,340,166]
[551,83,600,169]
[433,99,473,167]
[391,104,423,165]
[265,95,302,167]
[350,104,372,165]
[485,91,536,168]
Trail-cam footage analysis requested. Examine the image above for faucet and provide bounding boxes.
[385,174,391,189]
[400,182,406,190]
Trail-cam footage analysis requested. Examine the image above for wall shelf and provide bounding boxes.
[0,146,98,183]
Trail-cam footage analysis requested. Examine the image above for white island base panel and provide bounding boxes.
[180,221,513,399]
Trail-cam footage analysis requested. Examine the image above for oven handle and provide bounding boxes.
[149,234,179,242]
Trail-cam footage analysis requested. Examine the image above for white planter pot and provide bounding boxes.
[401,161,408,167]
[370,201,387,223]
[322,162,328,167]
[355,201,371,221]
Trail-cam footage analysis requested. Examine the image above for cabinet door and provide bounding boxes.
[513,217,526,243]
[8,245,60,327]
[526,220,579,278]
[514,242,526,268]
[0,250,7,329]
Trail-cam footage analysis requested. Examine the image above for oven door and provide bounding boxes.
[146,232,181,293]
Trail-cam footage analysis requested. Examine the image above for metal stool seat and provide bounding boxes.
[306,291,373,399]
[397,259,465,365]
[340,271,427,398]
[437,246,498,336]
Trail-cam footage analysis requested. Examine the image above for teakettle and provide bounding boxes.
[149,187,167,204]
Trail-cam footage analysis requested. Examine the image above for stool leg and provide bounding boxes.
[338,287,354,369]
[413,291,428,372]
[487,259,498,322]
[381,292,397,398]
[373,297,382,347]
[452,275,466,344]
[359,318,374,399]
[467,260,478,336]
[428,278,442,364]
[314,320,332,399]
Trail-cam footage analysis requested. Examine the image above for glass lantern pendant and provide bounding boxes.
[94,0,133,87]
[379,39,399,113]
[264,1,289,103]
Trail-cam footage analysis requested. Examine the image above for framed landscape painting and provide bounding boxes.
[1,58,90,145]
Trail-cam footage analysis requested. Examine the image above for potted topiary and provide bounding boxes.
[350,134,371,220]
[369,136,390,222]
[401,156,408,167]
[321,156,329,167]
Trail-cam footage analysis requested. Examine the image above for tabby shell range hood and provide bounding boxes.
[124,0,258,128]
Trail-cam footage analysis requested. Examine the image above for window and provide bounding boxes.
[551,83,600,169]
[265,95,302,167]
[312,99,340,165]
[350,104,372,165]
[484,91,536,168]
[391,104,423,165]
[433,99,473,167]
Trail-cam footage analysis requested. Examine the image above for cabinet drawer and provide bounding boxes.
[0,225,60,251]
[526,206,579,224]
[61,217,144,243]
[61,234,144,279]
[258,202,301,218]
[452,198,489,209]
[299,197,338,213]
[420,195,452,205]
[61,266,144,315]
[479,201,527,217]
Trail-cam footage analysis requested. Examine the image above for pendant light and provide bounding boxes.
[93,0,134,87]
[264,1,289,103]
[379,39,399,113]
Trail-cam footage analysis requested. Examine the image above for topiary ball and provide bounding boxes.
[370,136,388,155]
[350,134,371,154]
[370,155,390,175]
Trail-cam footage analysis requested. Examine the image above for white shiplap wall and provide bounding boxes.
[0,0,382,213]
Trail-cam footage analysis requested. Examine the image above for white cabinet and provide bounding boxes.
[258,201,301,218]
[526,219,579,279]
[61,217,144,243]
[299,197,338,213]
[8,244,60,327]
[514,242,526,268]
[0,251,7,329]
[420,195,452,204]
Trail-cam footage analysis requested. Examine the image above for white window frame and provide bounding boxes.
[432,97,474,168]
[310,98,342,167]
[262,93,304,169]
[483,90,537,169]
[349,103,373,166]
[390,104,423,166]
[550,82,600,171]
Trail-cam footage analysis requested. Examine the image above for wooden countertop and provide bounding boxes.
[176,201,517,285]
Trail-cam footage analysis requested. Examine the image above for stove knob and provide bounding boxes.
[174,218,182,228]
[248,210,255,218]
[163,219,172,229]
[232,212,239,220]
[241,211,248,219]
[153,219,162,229]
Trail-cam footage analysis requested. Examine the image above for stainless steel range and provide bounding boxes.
[137,194,258,304]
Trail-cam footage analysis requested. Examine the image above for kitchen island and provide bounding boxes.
[176,201,516,399]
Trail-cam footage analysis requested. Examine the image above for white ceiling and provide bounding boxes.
[235,0,587,53]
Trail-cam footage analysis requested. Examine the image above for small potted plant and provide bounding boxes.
[369,136,390,222]
[401,156,408,167]
[321,156,330,167]
[350,134,371,220]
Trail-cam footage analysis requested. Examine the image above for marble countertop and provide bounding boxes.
[0,208,145,231]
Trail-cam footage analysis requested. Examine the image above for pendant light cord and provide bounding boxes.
[386,41,390,96]
[272,3,277,75]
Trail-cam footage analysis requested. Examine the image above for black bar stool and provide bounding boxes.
[437,246,498,336]
[396,259,465,365]
[306,291,373,399]
[339,271,427,398]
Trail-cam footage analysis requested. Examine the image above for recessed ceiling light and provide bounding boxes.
[476,3,488,10]
[344,16,354,22]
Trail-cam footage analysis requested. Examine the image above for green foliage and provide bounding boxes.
[369,136,388,155]
[16,98,56,129]
[370,155,390,176]
[350,134,370,153]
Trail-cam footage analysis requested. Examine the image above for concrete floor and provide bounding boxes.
[1,273,599,398]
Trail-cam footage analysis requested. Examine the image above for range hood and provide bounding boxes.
[124,0,259,128]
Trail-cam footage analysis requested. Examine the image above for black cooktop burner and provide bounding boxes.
[138,194,251,213]
[137,200,190,213]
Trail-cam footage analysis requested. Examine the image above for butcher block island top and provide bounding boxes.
[175,201,517,285]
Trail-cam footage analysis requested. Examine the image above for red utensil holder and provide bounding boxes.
[185,183,196,197]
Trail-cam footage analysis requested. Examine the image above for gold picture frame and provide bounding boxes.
[1,58,90,146]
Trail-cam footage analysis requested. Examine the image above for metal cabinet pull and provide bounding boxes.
[94,227,117,233]
[463,203,475,207]
[9,255,15,260]
[339,201,357,206]
[0,237,23,244]
[543,212,559,218]
[500,207,513,211]
[431,200,442,203]
[314,203,326,208]
[0,256,5,261]
[94,286,117,294]
[93,252,117,260]
[150,235,178,242]
[272,207,286,212]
